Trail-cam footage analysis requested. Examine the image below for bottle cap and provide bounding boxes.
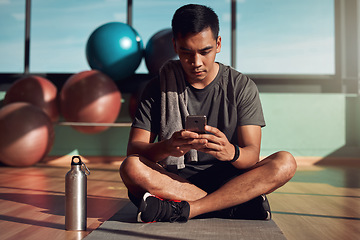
[71,156,82,165]
[71,156,90,175]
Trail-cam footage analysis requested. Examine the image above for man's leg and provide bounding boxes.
[120,151,296,221]
[119,154,207,203]
[188,151,297,218]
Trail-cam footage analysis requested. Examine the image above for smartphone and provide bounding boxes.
[185,115,207,134]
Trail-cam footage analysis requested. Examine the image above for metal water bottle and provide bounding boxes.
[65,156,90,231]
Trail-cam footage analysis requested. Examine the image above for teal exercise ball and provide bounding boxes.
[86,22,144,82]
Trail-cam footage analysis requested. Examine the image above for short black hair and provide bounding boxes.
[172,4,219,40]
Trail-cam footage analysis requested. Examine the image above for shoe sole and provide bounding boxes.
[261,194,272,220]
[137,192,153,223]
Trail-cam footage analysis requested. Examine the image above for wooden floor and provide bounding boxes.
[0,156,359,240]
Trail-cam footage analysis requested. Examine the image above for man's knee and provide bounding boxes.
[119,155,149,199]
[271,151,297,182]
[119,154,144,183]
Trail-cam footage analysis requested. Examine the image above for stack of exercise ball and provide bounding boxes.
[0,76,56,167]
[0,23,179,167]
[85,23,179,118]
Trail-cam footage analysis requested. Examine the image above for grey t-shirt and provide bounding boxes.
[132,62,265,167]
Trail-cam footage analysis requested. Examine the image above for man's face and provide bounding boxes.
[173,27,221,88]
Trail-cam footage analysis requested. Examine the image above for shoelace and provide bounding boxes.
[169,202,186,223]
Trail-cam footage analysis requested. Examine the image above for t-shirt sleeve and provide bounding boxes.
[237,77,266,127]
[131,77,161,134]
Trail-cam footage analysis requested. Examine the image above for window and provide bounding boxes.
[0,0,25,73]
[30,0,127,73]
[236,0,335,75]
[0,0,338,76]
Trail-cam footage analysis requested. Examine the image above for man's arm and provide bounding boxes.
[234,125,261,169]
[197,125,261,169]
[127,127,207,163]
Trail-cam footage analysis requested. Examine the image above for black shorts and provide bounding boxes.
[128,162,246,207]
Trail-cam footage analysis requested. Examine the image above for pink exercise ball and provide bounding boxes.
[4,75,59,122]
[59,70,122,134]
[0,102,55,167]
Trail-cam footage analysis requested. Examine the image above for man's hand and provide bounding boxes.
[165,130,208,157]
[195,125,235,161]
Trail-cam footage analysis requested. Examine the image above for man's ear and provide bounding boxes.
[216,36,222,53]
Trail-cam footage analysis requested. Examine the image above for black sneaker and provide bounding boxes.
[137,192,190,223]
[220,194,271,220]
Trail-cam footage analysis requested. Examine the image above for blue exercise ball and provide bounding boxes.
[86,22,144,82]
[145,28,178,75]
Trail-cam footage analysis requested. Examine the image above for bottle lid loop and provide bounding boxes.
[71,156,90,175]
